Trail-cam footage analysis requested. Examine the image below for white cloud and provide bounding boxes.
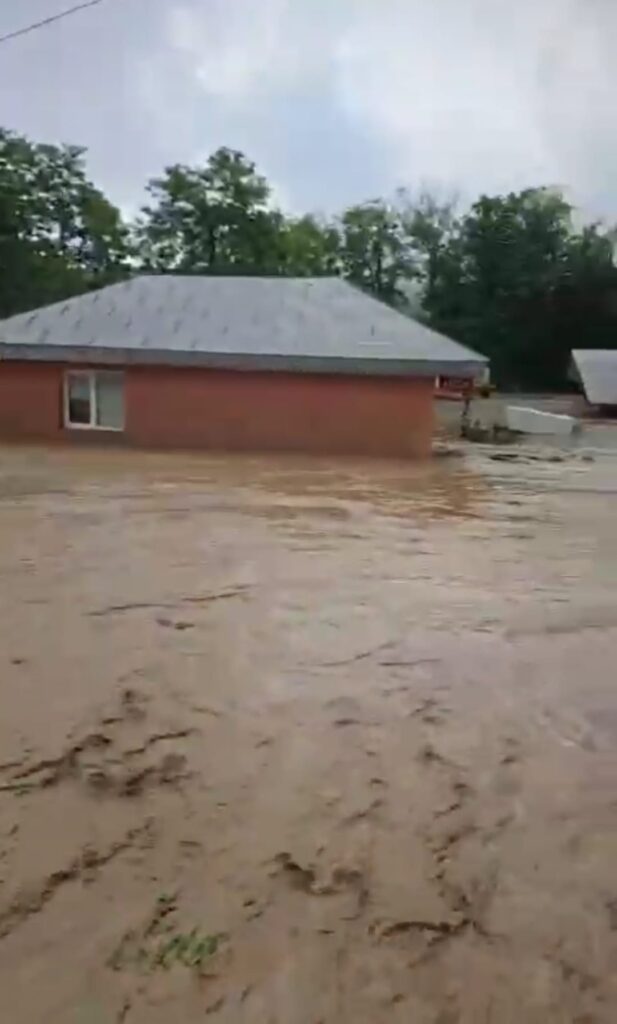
[329,0,617,217]
[167,0,286,98]
[164,0,340,100]
[332,0,562,197]
[534,0,617,223]
[20,0,612,217]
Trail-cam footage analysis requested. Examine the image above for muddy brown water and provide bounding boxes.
[0,444,616,1023]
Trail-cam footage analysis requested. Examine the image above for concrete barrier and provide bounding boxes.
[505,406,578,436]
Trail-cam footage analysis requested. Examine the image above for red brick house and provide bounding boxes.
[0,276,486,457]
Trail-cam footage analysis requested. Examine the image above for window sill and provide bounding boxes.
[65,423,124,433]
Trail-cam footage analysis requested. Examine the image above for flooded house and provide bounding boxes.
[0,276,485,456]
[571,349,617,412]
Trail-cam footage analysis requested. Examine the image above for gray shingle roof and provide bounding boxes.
[0,275,486,377]
[571,350,617,406]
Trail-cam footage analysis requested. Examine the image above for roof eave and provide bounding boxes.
[0,344,487,379]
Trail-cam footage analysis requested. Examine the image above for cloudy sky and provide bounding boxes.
[0,0,615,220]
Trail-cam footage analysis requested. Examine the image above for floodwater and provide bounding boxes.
[0,443,616,1023]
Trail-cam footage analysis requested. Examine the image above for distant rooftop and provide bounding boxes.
[0,276,487,378]
[571,350,617,406]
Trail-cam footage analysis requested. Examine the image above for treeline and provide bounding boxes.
[2,127,617,388]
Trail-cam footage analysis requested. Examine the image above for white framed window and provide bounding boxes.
[64,371,125,431]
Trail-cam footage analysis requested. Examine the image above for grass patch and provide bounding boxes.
[108,893,227,975]
[150,928,224,970]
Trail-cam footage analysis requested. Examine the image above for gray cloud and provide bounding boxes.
[1,0,616,220]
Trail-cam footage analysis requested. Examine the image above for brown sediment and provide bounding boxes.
[0,443,616,1022]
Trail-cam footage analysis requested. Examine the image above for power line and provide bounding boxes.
[0,0,106,46]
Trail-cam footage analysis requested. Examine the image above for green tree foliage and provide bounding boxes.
[0,128,130,317]
[423,187,617,387]
[277,215,341,277]
[338,200,416,306]
[2,128,617,389]
[138,148,284,274]
[399,189,457,308]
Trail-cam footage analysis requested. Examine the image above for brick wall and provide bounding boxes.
[0,361,434,457]
[0,362,64,439]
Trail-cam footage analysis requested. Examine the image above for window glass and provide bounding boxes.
[67,374,91,425]
[95,372,124,429]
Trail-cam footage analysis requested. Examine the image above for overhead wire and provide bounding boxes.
[0,0,107,46]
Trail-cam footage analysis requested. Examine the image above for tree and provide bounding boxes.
[399,189,457,310]
[3,127,617,390]
[0,128,130,317]
[422,187,617,388]
[550,224,617,368]
[338,200,416,306]
[138,147,284,274]
[277,215,341,276]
